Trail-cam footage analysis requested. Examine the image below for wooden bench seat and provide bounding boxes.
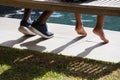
[0,0,120,16]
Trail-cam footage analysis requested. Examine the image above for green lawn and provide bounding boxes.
[0,46,120,80]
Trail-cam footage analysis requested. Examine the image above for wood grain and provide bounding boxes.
[0,0,120,16]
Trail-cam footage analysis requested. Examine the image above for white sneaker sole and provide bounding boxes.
[18,26,36,36]
[29,26,53,39]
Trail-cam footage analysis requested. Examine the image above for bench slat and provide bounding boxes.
[0,0,120,16]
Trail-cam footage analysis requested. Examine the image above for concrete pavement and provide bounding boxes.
[0,17,120,63]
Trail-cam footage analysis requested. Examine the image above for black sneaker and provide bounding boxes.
[29,21,54,39]
[18,19,36,36]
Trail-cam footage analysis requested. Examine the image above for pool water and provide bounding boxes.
[0,6,120,31]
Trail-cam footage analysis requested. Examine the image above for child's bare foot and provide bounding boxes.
[93,28,109,43]
[75,26,87,36]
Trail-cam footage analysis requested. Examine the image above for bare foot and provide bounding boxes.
[75,25,87,36]
[93,28,109,43]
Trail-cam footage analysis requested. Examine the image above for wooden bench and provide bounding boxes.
[0,0,120,16]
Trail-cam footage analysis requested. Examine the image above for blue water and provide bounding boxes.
[0,6,120,31]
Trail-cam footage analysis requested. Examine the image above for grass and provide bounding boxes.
[0,46,120,80]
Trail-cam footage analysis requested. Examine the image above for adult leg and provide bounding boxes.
[37,11,53,24]
[75,13,87,36]
[93,15,109,43]
[22,8,32,21]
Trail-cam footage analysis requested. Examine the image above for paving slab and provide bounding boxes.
[0,17,120,63]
